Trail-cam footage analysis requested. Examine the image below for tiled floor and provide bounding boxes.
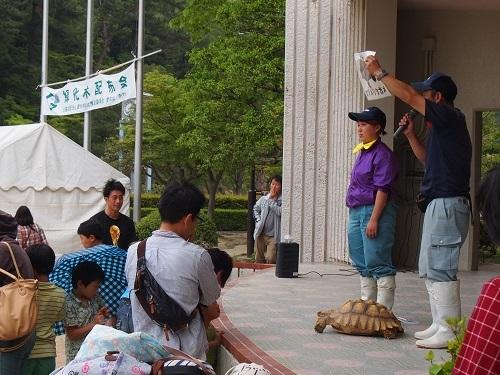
[215,262,500,375]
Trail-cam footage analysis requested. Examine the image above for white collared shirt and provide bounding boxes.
[125,230,220,359]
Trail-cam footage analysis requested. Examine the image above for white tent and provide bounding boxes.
[0,123,130,253]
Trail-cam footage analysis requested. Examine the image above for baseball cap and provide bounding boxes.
[412,72,457,102]
[348,106,387,132]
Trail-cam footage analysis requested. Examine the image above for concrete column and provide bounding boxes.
[283,0,397,263]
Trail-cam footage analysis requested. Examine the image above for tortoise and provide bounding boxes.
[314,299,404,339]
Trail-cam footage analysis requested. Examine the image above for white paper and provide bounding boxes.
[354,51,391,101]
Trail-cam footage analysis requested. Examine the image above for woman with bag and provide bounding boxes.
[15,205,48,250]
[0,210,37,373]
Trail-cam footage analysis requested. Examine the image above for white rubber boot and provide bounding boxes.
[360,276,377,302]
[376,275,396,310]
[414,279,439,340]
[416,280,461,349]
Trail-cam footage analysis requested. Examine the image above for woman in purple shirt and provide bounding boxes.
[346,107,398,310]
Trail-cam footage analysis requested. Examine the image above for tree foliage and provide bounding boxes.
[482,111,500,175]
[0,0,190,158]
[172,0,285,216]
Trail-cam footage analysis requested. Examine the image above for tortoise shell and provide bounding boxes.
[314,299,404,339]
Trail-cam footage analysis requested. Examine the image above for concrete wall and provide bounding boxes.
[395,9,500,270]
[282,0,397,263]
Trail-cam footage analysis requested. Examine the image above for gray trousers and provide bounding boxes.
[418,197,470,281]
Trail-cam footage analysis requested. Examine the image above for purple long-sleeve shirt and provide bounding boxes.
[346,139,398,208]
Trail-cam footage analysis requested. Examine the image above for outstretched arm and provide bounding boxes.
[365,55,426,165]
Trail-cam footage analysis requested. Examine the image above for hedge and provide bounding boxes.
[131,193,248,210]
[208,208,248,231]
[136,208,248,237]
[129,207,156,218]
[136,210,218,247]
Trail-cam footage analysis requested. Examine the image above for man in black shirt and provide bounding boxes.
[88,179,138,250]
[365,56,471,350]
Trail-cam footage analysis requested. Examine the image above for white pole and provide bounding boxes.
[40,0,49,123]
[133,0,144,222]
[83,0,94,150]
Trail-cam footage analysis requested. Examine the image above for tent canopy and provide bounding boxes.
[0,123,131,253]
[0,123,129,191]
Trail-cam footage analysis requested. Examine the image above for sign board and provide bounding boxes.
[354,51,391,101]
[41,64,136,116]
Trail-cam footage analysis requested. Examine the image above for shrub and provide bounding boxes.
[132,193,249,210]
[135,210,160,240]
[425,317,467,375]
[194,211,218,248]
[208,208,248,231]
[215,195,248,209]
[131,193,160,209]
[135,210,218,248]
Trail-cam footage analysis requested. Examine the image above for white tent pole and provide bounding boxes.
[83,0,94,151]
[40,0,49,123]
[133,0,144,222]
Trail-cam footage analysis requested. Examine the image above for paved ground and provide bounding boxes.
[221,262,500,375]
[54,231,499,374]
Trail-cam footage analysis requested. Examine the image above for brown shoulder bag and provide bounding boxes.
[0,241,38,352]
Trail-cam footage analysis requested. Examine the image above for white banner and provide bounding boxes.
[354,51,391,101]
[41,64,136,116]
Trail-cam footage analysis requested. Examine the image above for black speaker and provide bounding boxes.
[275,242,299,278]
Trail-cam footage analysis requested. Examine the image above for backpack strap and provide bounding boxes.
[0,241,22,281]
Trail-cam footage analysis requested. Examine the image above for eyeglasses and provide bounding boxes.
[196,214,204,222]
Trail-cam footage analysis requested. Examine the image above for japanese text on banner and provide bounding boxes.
[41,64,136,116]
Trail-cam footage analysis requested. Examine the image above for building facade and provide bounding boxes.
[282,0,500,270]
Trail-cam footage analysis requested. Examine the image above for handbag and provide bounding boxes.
[151,346,215,375]
[0,241,38,351]
[134,240,196,338]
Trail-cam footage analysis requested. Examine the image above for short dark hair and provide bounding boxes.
[26,244,56,275]
[14,206,34,226]
[158,182,206,223]
[431,76,457,104]
[103,179,125,198]
[270,175,282,185]
[207,248,233,288]
[478,165,500,245]
[71,261,105,289]
[77,220,103,241]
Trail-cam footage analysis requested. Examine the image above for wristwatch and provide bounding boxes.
[373,68,389,81]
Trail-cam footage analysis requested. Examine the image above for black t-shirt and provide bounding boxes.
[421,100,472,198]
[88,211,138,250]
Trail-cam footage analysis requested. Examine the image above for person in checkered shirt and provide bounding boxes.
[453,165,500,374]
[14,205,48,250]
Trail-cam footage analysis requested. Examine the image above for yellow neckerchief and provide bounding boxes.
[352,139,377,154]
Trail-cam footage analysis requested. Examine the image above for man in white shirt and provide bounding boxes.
[125,182,220,359]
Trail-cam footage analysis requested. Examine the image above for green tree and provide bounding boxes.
[172,0,285,217]
[482,111,500,175]
[103,67,199,182]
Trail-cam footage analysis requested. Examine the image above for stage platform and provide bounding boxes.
[214,262,500,375]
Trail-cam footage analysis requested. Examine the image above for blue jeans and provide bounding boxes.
[348,202,397,278]
[418,197,470,282]
[116,297,134,333]
[0,331,36,374]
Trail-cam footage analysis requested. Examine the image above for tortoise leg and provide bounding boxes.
[314,318,327,333]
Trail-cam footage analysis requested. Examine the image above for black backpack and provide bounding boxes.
[134,240,196,338]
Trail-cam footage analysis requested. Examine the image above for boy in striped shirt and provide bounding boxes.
[24,244,66,375]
